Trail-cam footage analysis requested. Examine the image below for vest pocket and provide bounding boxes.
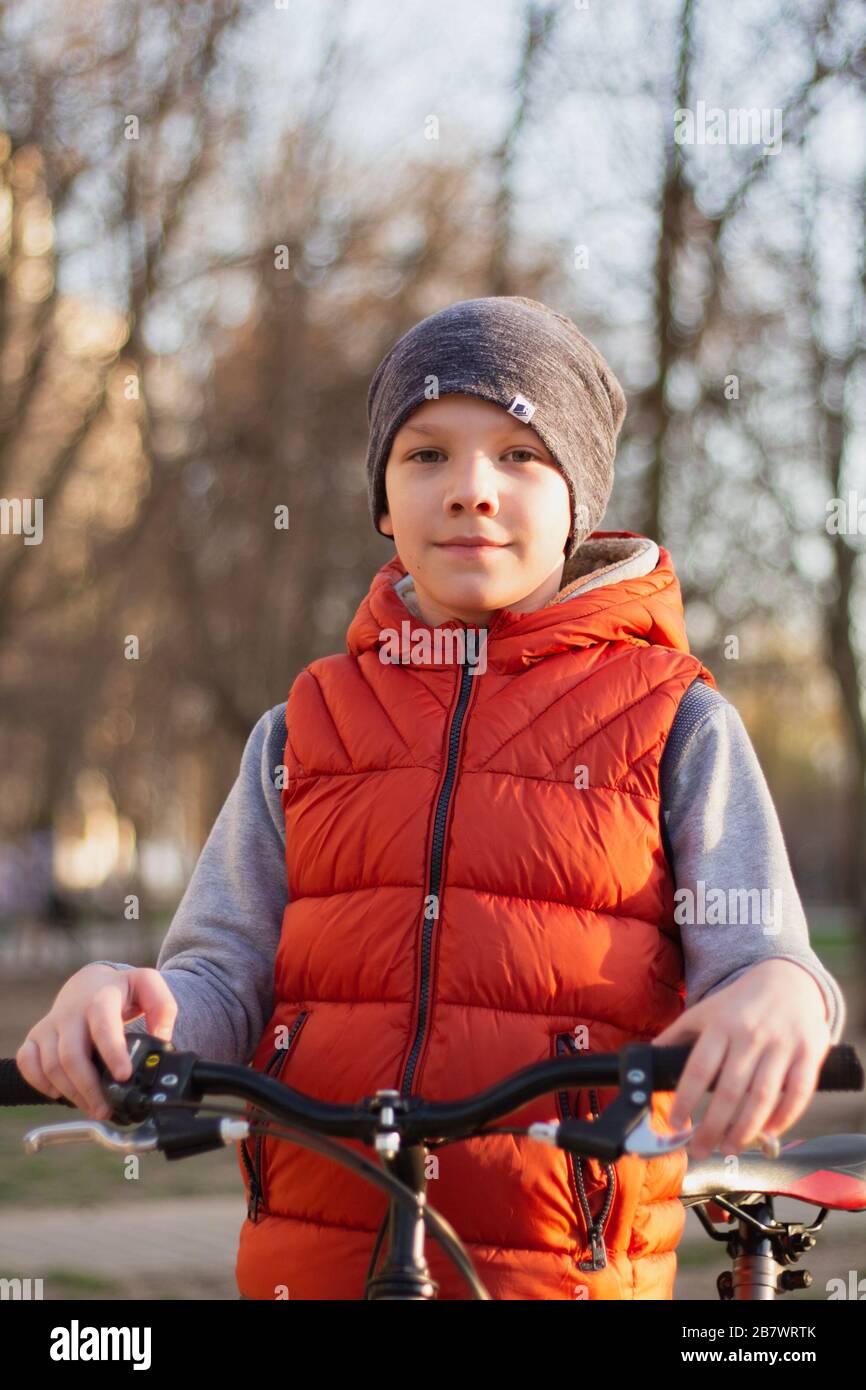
[243,1009,311,1223]
[553,1031,616,1271]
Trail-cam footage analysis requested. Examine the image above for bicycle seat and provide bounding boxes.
[680,1134,866,1211]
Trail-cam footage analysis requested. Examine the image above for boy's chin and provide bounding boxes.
[428,581,510,617]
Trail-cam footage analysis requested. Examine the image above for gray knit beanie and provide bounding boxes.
[365,295,627,562]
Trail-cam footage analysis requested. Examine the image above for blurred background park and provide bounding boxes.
[0,0,864,1299]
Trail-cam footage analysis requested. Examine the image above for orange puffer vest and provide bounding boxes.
[236,531,717,1300]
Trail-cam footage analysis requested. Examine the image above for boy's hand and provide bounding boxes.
[16,963,176,1120]
[652,960,831,1159]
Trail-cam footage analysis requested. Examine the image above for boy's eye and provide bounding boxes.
[409,448,538,464]
[503,448,537,462]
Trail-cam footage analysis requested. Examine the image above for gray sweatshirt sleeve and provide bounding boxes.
[659,679,846,1043]
[94,702,290,1065]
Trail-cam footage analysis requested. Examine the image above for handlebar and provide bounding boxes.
[4,1037,862,1302]
[1,1037,862,1162]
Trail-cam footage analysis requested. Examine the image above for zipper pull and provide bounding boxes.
[247,1168,262,1223]
[580,1227,607,1271]
[586,1084,610,1268]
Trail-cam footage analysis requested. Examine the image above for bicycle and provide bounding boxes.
[1,1035,863,1300]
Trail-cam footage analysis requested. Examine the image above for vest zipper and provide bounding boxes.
[246,1045,285,1223]
[245,1009,310,1223]
[555,1033,616,1271]
[399,654,477,1097]
[584,1087,617,1270]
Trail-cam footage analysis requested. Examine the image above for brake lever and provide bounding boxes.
[530,1040,696,1160]
[530,1108,694,1159]
[23,1111,251,1158]
[23,1118,161,1154]
[622,1113,694,1156]
[23,1034,247,1160]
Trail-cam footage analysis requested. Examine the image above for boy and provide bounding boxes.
[18,296,845,1300]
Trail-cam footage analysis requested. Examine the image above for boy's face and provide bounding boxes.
[378,394,572,628]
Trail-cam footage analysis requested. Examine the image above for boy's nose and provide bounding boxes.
[441,456,502,506]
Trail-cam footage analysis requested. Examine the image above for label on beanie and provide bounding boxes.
[505,393,536,422]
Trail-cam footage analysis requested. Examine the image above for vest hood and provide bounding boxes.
[346,530,697,674]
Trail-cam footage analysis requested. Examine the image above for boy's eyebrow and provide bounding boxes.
[400,420,542,443]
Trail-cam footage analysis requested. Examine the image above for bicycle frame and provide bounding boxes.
[700,1194,819,1301]
[365,1139,439,1300]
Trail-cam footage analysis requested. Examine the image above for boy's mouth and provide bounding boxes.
[434,536,510,549]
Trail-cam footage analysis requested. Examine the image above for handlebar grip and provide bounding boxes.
[0,1058,75,1107]
[814,1044,865,1090]
[650,1041,863,1093]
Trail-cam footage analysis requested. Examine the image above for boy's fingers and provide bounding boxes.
[56,1023,111,1118]
[722,1041,790,1151]
[128,968,177,1041]
[756,1046,823,1141]
[668,1030,727,1129]
[690,1039,759,1157]
[16,1038,62,1100]
[87,994,134,1081]
[40,1031,94,1115]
